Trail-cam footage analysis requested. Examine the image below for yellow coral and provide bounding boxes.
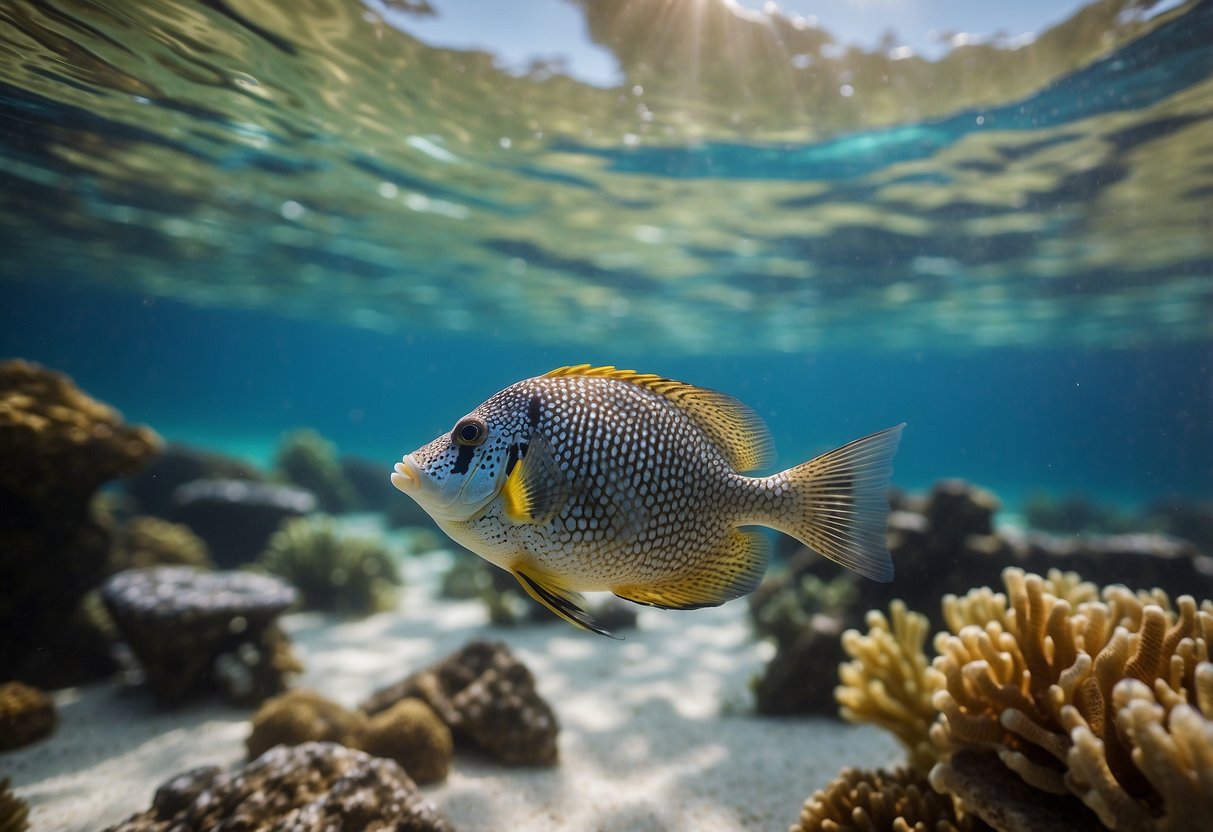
[790,766,977,832]
[837,601,946,773]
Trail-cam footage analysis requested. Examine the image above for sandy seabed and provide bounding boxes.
[5,551,901,832]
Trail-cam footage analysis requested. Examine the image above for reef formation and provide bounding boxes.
[0,682,56,752]
[819,566,1213,832]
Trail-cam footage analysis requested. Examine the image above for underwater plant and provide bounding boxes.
[831,567,1213,832]
[257,516,401,615]
[273,429,358,513]
[109,516,214,573]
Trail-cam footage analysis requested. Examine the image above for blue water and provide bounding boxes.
[4,280,1208,512]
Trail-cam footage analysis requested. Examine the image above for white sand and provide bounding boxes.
[5,551,902,831]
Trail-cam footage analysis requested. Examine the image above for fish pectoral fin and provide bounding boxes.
[501,434,569,524]
[613,528,770,610]
[514,568,620,639]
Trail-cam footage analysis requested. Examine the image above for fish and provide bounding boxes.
[391,364,904,637]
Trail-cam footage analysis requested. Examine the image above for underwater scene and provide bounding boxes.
[1,0,1212,829]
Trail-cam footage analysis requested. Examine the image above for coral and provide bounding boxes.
[273,429,357,513]
[790,766,986,832]
[754,613,848,716]
[103,742,454,832]
[358,698,454,785]
[125,444,261,519]
[0,778,30,832]
[752,568,857,647]
[246,689,367,759]
[258,516,401,615]
[172,479,316,568]
[929,567,1213,831]
[361,640,559,766]
[109,516,214,573]
[0,682,56,751]
[101,566,300,705]
[0,359,160,683]
[836,601,945,773]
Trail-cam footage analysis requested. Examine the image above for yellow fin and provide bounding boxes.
[513,568,620,638]
[766,424,905,582]
[542,364,773,472]
[613,528,770,610]
[501,435,568,524]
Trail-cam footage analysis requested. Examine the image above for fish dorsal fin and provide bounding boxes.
[513,568,621,639]
[542,364,774,472]
[501,434,569,524]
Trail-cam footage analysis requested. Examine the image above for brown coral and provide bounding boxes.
[110,516,214,573]
[0,681,56,751]
[246,689,368,759]
[929,567,1213,830]
[837,601,945,773]
[791,766,984,832]
[358,698,454,785]
[0,777,30,832]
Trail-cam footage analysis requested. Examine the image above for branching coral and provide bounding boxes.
[791,766,983,832]
[273,429,357,513]
[257,516,401,615]
[837,601,946,773]
[929,567,1213,831]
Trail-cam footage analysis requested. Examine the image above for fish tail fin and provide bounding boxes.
[764,423,905,582]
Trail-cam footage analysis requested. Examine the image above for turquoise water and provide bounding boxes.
[1,0,1211,512]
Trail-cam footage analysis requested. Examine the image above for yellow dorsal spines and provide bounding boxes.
[540,364,774,472]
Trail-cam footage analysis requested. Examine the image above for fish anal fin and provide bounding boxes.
[613,528,769,610]
[501,434,568,524]
[541,364,773,472]
[514,568,620,639]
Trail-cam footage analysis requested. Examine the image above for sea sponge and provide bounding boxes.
[257,516,401,615]
[0,777,30,832]
[109,516,214,572]
[790,766,980,832]
[358,699,454,785]
[836,601,945,773]
[246,689,368,759]
[274,429,357,513]
[0,682,56,751]
[930,567,1213,830]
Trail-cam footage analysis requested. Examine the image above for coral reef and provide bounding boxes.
[754,613,848,716]
[246,689,368,760]
[125,444,261,519]
[102,566,300,705]
[103,742,454,832]
[257,516,401,615]
[0,778,29,832]
[340,455,401,514]
[172,479,316,568]
[361,640,559,766]
[359,699,454,785]
[0,359,160,684]
[109,516,213,573]
[274,429,357,514]
[836,601,944,773]
[790,766,987,832]
[0,682,56,751]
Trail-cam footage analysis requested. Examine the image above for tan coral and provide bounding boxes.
[790,766,979,832]
[837,600,946,773]
[110,516,214,572]
[0,777,30,832]
[0,682,56,752]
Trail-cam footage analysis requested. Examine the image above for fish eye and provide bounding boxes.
[453,417,487,446]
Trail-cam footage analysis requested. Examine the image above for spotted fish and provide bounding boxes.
[391,364,904,637]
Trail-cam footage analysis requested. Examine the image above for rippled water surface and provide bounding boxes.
[2,0,1211,352]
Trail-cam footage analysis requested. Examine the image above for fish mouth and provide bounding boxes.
[391,456,420,494]
[391,451,496,520]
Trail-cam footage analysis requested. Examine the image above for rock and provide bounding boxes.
[361,640,559,766]
[104,741,455,832]
[753,614,847,716]
[172,479,316,567]
[125,444,260,519]
[0,681,56,751]
[102,566,300,705]
[359,699,454,785]
[246,689,368,760]
[0,359,160,685]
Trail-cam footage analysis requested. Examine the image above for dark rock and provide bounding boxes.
[753,614,847,716]
[125,444,260,519]
[361,640,559,766]
[0,360,160,686]
[105,742,455,832]
[101,567,300,705]
[172,479,316,567]
[1142,496,1213,555]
